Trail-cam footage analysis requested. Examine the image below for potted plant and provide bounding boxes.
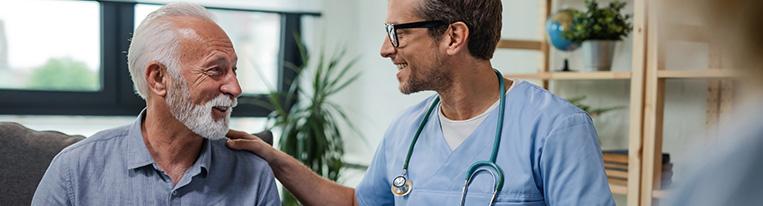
[566,96,624,146]
[252,42,361,205]
[565,0,632,71]
[566,96,623,117]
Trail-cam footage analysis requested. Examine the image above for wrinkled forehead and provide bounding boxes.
[386,0,424,24]
[168,16,237,63]
[167,16,230,42]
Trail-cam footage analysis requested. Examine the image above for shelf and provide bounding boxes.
[657,69,736,79]
[652,189,670,199]
[506,71,632,80]
[497,39,543,50]
[610,184,628,195]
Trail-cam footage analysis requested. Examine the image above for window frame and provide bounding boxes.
[0,1,320,117]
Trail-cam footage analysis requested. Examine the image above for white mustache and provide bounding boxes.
[206,94,238,109]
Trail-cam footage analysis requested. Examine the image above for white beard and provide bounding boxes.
[165,77,238,140]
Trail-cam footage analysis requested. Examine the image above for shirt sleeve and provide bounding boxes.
[255,164,281,206]
[355,136,394,206]
[539,113,615,206]
[31,152,73,206]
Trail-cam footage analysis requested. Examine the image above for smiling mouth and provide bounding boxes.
[213,106,229,112]
[396,63,408,70]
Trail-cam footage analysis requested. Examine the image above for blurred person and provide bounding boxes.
[31,3,279,205]
[226,0,614,205]
[666,0,763,205]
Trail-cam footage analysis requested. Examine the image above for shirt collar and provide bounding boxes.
[192,138,212,177]
[126,109,154,170]
[126,109,213,176]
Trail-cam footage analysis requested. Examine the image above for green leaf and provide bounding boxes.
[238,33,363,197]
[564,0,632,41]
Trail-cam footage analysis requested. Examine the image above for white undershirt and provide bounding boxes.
[438,80,519,151]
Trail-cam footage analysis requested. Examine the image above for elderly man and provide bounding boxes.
[32,3,280,205]
[227,0,613,205]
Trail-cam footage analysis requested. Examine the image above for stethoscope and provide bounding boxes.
[391,70,507,206]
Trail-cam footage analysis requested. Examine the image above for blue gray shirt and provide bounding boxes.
[31,113,281,205]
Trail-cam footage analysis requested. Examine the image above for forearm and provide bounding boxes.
[268,150,356,206]
[226,130,359,206]
[264,147,358,206]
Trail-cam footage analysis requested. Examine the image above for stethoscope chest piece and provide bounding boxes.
[391,174,413,196]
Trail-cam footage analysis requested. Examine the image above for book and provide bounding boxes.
[608,177,628,186]
[603,150,628,164]
[604,162,629,171]
[602,150,672,165]
[602,151,675,188]
[605,169,629,179]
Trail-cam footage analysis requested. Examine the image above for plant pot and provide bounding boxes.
[582,40,617,71]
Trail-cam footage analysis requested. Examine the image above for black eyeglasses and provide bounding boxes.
[385,20,448,48]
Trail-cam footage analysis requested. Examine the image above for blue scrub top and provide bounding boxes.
[356,81,614,206]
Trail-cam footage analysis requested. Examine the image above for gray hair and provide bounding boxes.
[127,2,214,100]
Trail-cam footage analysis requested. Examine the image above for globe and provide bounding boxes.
[546,9,580,52]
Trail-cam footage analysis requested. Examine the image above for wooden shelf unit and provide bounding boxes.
[652,190,669,199]
[497,39,544,50]
[506,71,632,80]
[656,69,736,79]
[494,1,646,205]
[497,1,738,205]
[640,1,738,206]
[611,184,629,195]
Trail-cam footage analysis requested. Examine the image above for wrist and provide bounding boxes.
[261,145,283,165]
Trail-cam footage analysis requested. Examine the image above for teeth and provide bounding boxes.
[214,106,228,111]
[396,63,407,70]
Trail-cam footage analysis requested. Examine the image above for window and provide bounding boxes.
[0,0,320,117]
[0,1,100,91]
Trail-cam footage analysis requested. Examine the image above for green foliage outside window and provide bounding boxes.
[26,57,98,91]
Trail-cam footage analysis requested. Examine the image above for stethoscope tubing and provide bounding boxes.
[394,70,507,206]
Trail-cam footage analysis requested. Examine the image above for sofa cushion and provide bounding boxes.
[0,122,84,205]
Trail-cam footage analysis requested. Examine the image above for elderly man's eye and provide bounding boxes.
[206,68,223,76]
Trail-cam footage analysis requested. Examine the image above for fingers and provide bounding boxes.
[225,129,264,151]
[226,137,276,163]
[225,138,252,151]
[227,129,255,140]
[226,129,273,160]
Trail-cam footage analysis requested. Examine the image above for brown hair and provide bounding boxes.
[415,0,502,60]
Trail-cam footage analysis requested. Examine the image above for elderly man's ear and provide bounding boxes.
[146,62,169,97]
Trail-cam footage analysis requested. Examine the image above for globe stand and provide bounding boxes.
[561,59,571,72]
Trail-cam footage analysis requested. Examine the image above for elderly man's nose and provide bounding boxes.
[221,73,242,98]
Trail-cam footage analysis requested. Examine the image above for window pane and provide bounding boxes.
[0,0,101,91]
[135,4,281,95]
